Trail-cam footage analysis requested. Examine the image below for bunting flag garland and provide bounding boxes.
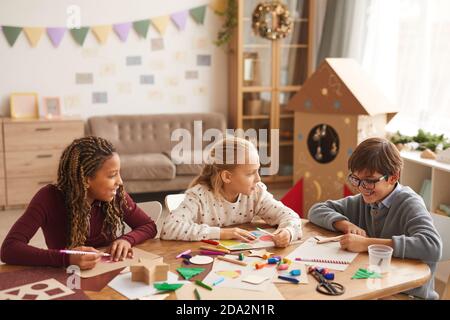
[24,27,44,47]
[91,25,112,44]
[0,4,210,48]
[2,26,22,47]
[70,27,89,46]
[133,19,150,38]
[47,27,66,47]
[151,16,171,35]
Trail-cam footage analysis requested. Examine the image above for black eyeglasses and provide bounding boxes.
[347,174,388,191]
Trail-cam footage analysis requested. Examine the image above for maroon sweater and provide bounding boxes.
[0,185,157,268]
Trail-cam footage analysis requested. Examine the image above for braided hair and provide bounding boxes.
[55,136,126,248]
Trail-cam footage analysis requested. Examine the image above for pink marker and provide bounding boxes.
[200,250,225,256]
[176,249,192,259]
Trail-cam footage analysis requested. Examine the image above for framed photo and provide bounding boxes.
[42,97,62,119]
[10,92,39,119]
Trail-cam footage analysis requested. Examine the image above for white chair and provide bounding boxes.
[123,201,162,234]
[165,194,186,212]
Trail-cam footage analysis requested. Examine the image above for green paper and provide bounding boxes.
[189,6,207,24]
[177,267,205,280]
[2,26,22,47]
[70,27,89,46]
[352,268,382,279]
[133,19,150,38]
[153,282,184,291]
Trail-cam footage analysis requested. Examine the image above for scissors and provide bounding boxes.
[308,267,345,296]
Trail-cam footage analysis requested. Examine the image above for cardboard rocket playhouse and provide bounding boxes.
[284,58,398,216]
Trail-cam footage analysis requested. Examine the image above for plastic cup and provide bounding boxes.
[368,244,393,273]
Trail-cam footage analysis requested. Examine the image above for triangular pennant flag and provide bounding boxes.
[113,22,132,42]
[209,0,227,14]
[281,178,304,217]
[24,27,44,47]
[133,19,150,38]
[47,27,66,47]
[91,25,112,44]
[189,5,207,24]
[170,11,188,31]
[151,16,170,35]
[2,26,22,47]
[176,267,205,280]
[70,27,89,46]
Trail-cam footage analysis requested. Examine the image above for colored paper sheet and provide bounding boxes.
[70,27,89,46]
[47,27,66,47]
[153,283,183,291]
[170,11,188,30]
[190,6,207,24]
[91,25,112,44]
[176,268,205,280]
[113,22,132,42]
[24,27,44,47]
[151,16,170,35]
[133,19,150,38]
[2,26,22,46]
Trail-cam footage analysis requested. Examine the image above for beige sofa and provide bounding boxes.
[86,113,226,193]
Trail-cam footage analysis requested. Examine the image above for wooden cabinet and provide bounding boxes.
[228,0,315,184]
[2,118,84,206]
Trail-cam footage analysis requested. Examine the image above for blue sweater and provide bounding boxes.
[308,184,442,299]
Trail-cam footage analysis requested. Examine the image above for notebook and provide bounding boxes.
[286,237,358,271]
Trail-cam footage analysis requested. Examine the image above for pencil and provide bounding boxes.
[194,288,201,300]
[256,227,274,237]
[60,250,110,257]
[216,255,248,266]
[201,239,219,246]
[199,246,230,254]
[195,280,212,291]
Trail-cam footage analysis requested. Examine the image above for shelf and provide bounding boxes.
[280,113,294,119]
[279,141,293,146]
[243,115,270,120]
[243,17,308,23]
[281,44,308,49]
[242,86,273,92]
[243,44,271,49]
[401,151,450,173]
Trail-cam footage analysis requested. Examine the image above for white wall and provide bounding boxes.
[0,0,228,119]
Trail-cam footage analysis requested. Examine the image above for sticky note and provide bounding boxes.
[185,71,199,79]
[92,92,108,104]
[140,75,155,84]
[197,54,211,66]
[75,73,93,84]
[151,38,164,51]
[126,56,142,66]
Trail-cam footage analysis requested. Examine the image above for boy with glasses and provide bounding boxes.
[308,137,442,299]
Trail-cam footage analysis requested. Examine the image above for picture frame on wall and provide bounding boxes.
[42,97,62,119]
[10,92,39,119]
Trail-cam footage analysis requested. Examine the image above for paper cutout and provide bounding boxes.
[215,270,241,279]
[2,26,22,46]
[153,283,183,291]
[218,229,276,251]
[242,275,269,285]
[91,25,112,44]
[70,27,89,46]
[352,268,382,279]
[24,27,44,47]
[171,11,189,30]
[133,20,150,38]
[140,75,155,85]
[177,268,205,280]
[92,92,108,104]
[151,16,170,35]
[75,73,93,84]
[248,249,273,258]
[0,279,74,300]
[190,6,207,24]
[113,22,132,42]
[189,255,213,265]
[197,54,211,66]
[151,38,164,51]
[185,71,199,79]
[47,28,66,47]
[126,55,142,66]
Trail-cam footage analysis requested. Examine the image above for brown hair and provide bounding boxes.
[348,137,403,176]
[55,136,127,248]
[189,136,259,198]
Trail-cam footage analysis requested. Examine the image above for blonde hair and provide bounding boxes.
[189,136,259,197]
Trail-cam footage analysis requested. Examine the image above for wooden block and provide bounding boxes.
[130,258,168,285]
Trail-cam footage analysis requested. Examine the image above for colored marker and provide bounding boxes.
[194,288,201,300]
[278,275,300,284]
[176,249,192,259]
[200,250,225,256]
[60,250,110,257]
[195,280,213,291]
[201,239,219,245]
[212,277,225,286]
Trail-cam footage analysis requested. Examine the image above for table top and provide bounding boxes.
[0,220,431,300]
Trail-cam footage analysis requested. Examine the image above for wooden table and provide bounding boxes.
[0,220,430,300]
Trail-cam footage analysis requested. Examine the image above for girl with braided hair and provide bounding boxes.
[1,136,157,270]
[160,136,302,247]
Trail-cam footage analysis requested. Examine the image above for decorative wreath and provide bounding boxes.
[252,1,293,40]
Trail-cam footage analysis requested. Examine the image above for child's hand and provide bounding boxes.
[339,234,369,252]
[272,229,291,248]
[68,246,102,270]
[107,239,133,262]
[333,220,367,237]
[220,228,257,242]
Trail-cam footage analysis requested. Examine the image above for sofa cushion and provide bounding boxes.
[169,150,204,176]
[120,153,175,180]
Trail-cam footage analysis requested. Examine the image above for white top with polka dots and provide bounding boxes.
[160,182,302,242]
